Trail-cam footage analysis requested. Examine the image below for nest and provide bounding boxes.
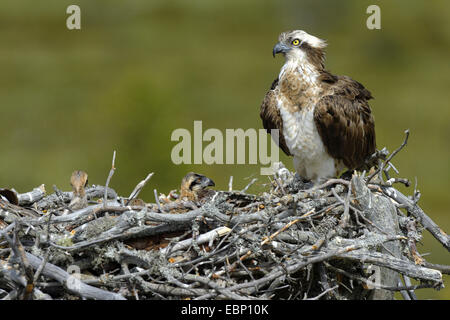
[0,133,448,300]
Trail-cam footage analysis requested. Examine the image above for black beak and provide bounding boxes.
[272,42,289,57]
[200,176,215,188]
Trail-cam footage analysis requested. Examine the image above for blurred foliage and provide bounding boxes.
[0,0,448,299]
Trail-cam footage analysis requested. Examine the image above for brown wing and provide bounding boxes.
[314,75,376,169]
[260,78,292,156]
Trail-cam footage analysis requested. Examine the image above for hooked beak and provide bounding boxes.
[272,42,290,57]
[200,176,215,188]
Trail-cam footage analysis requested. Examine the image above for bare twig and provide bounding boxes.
[228,176,233,192]
[103,150,117,208]
[241,178,258,193]
[382,186,449,251]
[127,172,154,204]
[367,130,409,184]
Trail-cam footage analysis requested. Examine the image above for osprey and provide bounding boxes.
[260,30,376,183]
[179,172,215,202]
[69,170,88,210]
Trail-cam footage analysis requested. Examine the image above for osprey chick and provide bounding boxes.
[180,172,215,202]
[69,170,88,210]
[261,30,376,183]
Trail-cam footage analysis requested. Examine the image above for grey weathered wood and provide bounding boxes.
[381,186,450,251]
[35,185,118,211]
[352,175,402,299]
[54,214,191,251]
[25,252,126,300]
[1,160,447,300]
[340,251,442,284]
[17,185,46,206]
[26,200,119,226]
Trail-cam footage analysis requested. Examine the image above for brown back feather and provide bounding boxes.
[314,74,376,169]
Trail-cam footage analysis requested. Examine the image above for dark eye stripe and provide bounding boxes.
[189,178,201,190]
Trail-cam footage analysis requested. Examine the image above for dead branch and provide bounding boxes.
[0,133,448,300]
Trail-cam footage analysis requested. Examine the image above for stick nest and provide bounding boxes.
[0,134,448,300]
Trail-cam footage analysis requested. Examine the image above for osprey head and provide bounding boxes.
[272,30,327,67]
[180,172,215,201]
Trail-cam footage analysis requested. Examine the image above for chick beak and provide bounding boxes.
[200,177,215,188]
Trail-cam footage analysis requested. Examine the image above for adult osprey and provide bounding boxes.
[260,30,376,183]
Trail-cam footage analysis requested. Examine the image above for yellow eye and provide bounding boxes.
[292,39,300,46]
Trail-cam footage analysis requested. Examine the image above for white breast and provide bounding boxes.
[276,63,338,182]
[278,102,324,160]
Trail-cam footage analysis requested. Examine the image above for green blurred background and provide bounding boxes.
[0,0,448,299]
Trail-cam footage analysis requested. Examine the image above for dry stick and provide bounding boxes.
[17,185,46,206]
[103,150,116,208]
[422,262,450,275]
[365,147,389,166]
[34,185,117,211]
[334,185,351,228]
[14,223,35,293]
[156,200,197,213]
[304,285,339,300]
[386,161,399,174]
[381,186,450,251]
[24,252,125,300]
[0,221,16,241]
[203,235,406,299]
[2,290,19,300]
[406,219,424,264]
[48,220,187,251]
[172,224,261,268]
[183,274,253,300]
[161,226,231,255]
[316,262,335,299]
[32,202,117,226]
[1,222,35,299]
[397,276,411,300]
[52,185,68,209]
[401,274,418,300]
[241,178,258,193]
[339,250,442,283]
[331,188,388,235]
[266,209,315,243]
[32,249,51,283]
[126,172,154,204]
[314,179,350,190]
[383,178,410,187]
[367,129,409,184]
[0,259,27,295]
[273,175,286,195]
[325,263,436,292]
[0,199,41,221]
[154,189,165,212]
[234,249,257,286]
[213,209,314,277]
[127,275,211,298]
